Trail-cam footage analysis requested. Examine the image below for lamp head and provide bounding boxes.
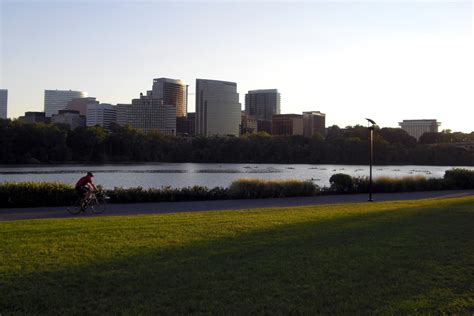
[365,118,376,125]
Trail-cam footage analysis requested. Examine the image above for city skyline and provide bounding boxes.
[1,1,473,132]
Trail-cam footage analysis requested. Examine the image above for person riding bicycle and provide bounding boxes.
[75,172,97,206]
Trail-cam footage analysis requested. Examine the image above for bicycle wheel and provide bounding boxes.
[67,199,82,215]
[90,196,106,214]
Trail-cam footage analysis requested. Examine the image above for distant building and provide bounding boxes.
[150,78,188,118]
[257,120,272,134]
[303,111,326,138]
[245,89,280,121]
[67,97,99,116]
[240,112,257,135]
[116,103,176,135]
[272,114,303,136]
[399,119,441,140]
[177,113,196,136]
[86,104,117,130]
[0,89,7,119]
[195,79,241,136]
[44,90,87,117]
[18,112,51,124]
[51,110,86,129]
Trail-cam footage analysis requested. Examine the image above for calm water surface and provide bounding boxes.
[1,163,473,189]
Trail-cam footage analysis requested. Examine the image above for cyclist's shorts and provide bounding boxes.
[75,186,89,198]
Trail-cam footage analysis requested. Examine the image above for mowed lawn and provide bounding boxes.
[1,197,473,314]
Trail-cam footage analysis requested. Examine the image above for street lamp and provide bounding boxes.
[365,118,376,202]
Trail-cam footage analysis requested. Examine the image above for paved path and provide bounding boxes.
[1,190,473,222]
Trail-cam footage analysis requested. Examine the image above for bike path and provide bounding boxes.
[1,190,473,222]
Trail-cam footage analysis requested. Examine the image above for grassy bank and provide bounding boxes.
[1,197,473,314]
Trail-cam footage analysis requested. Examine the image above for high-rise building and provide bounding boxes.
[116,103,176,135]
[150,78,188,117]
[86,104,117,130]
[272,114,304,136]
[245,89,280,121]
[67,97,99,116]
[0,89,7,119]
[195,79,241,136]
[51,110,86,130]
[44,90,87,117]
[399,119,441,140]
[303,111,326,138]
[116,77,185,135]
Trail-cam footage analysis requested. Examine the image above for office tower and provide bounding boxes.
[0,89,7,119]
[151,78,188,117]
[51,110,86,129]
[272,114,304,136]
[67,97,99,116]
[86,104,117,130]
[44,90,87,117]
[116,103,176,135]
[18,112,51,124]
[195,79,241,136]
[399,119,441,140]
[245,89,280,121]
[303,111,326,138]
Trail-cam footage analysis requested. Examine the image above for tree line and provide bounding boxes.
[1,119,473,165]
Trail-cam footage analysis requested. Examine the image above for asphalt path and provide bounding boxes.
[1,190,473,222]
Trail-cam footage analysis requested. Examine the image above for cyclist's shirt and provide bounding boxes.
[76,175,93,188]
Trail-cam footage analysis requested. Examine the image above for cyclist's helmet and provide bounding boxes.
[87,171,94,177]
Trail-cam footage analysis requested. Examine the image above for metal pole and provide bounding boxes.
[365,118,376,202]
[369,127,373,202]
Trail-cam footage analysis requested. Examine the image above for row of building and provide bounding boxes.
[6,78,326,138]
[1,80,441,140]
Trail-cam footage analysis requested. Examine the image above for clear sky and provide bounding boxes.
[1,0,473,132]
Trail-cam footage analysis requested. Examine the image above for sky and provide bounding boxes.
[1,0,473,132]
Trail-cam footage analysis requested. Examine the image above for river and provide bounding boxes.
[1,163,473,189]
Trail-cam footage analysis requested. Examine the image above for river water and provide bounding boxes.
[1,163,473,189]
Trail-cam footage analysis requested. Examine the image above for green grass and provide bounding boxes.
[1,197,474,314]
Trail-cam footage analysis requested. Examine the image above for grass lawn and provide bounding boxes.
[1,197,473,314]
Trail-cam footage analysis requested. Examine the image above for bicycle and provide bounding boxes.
[67,189,108,215]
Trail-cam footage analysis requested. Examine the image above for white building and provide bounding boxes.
[195,79,241,136]
[399,119,441,141]
[44,90,87,117]
[116,103,176,135]
[51,110,86,130]
[0,89,7,119]
[86,103,117,130]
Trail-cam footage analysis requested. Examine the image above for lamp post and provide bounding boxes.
[365,118,376,202]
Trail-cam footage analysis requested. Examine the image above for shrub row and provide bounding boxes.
[0,182,77,208]
[107,186,229,204]
[328,168,474,193]
[229,179,318,199]
[0,179,318,208]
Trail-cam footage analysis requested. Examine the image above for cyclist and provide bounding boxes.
[75,171,97,210]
